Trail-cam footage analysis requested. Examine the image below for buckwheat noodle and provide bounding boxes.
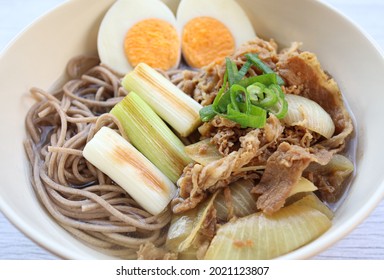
[23,56,184,259]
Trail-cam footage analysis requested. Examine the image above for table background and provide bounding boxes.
[0,0,383,260]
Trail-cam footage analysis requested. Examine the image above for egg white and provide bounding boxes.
[176,0,256,49]
[98,0,181,74]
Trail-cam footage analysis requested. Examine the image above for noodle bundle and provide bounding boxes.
[23,56,178,258]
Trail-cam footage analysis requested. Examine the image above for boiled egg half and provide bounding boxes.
[177,0,256,68]
[98,0,181,74]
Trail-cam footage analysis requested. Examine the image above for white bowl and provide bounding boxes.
[0,0,383,259]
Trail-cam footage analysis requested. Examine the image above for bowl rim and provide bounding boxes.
[0,0,89,260]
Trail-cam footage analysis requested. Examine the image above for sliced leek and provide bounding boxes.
[184,138,223,166]
[82,127,176,215]
[111,92,191,183]
[283,94,335,139]
[122,63,203,137]
[204,202,331,260]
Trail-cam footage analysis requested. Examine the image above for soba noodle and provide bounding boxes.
[23,56,183,258]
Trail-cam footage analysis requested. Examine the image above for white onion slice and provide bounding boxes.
[204,202,331,260]
[185,138,223,166]
[283,94,335,139]
[292,193,334,220]
[214,179,257,221]
[166,192,218,257]
[288,177,317,197]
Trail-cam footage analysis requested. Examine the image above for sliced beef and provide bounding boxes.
[173,129,261,213]
[173,116,284,214]
[277,51,353,151]
[170,37,355,215]
[252,142,333,215]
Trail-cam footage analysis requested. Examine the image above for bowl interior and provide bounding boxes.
[0,0,384,259]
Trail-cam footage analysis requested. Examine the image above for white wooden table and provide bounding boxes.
[0,0,383,260]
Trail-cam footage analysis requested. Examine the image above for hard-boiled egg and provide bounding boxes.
[98,0,181,74]
[176,0,256,69]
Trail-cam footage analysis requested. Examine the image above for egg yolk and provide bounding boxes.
[182,17,235,68]
[124,19,180,70]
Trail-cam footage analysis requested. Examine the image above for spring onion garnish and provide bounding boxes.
[111,92,192,183]
[199,53,288,128]
[244,53,285,86]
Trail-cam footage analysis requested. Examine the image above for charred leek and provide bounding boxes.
[122,63,202,137]
[111,92,191,183]
[82,127,177,215]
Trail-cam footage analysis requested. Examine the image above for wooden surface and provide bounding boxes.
[0,0,383,260]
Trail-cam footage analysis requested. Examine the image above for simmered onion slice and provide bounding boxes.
[283,94,335,139]
[204,201,331,260]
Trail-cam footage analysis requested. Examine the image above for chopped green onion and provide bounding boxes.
[230,84,251,114]
[235,60,252,82]
[229,84,242,112]
[247,82,265,98]
[245,53,285,86]
[111,92,192,183]
[199,104,216,122]
[215,89,231,113]
[238,72,278,88]
[225,103,267,128]
[258,87,277,108]
[267,84,288,119]
[199,54,288,128]
[225,57,238,87]
[212,70,228,113]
